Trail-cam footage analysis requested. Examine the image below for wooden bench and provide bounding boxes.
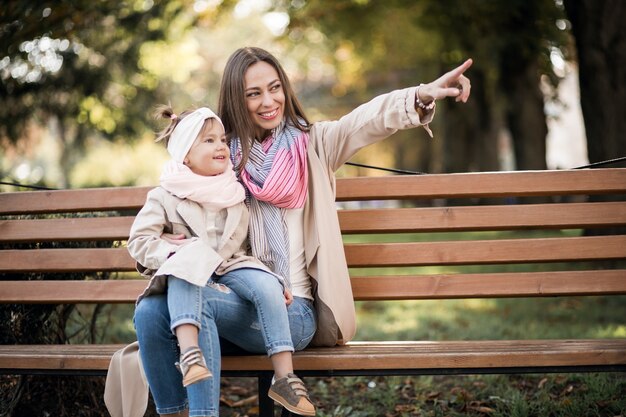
[1,168,626,416]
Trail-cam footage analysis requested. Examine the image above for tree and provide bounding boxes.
[282,0,568,173]
[563,0,626,168]
[0,1,191,187]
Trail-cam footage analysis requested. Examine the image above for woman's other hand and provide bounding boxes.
[418,58,473,104]
[284,288,293,306]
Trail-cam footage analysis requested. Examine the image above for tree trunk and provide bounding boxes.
[443,69,500,174]
[503,59,548,171]
[564,0,626,167]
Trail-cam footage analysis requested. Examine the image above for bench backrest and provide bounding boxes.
[1,168,625,304]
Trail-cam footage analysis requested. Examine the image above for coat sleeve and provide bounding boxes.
[127,189,181,272]
[310,86,435,172]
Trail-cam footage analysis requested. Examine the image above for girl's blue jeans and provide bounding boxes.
[134,268,317,417]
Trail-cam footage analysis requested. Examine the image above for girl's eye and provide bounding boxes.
[270,84,281,91]
[246,92,259,98]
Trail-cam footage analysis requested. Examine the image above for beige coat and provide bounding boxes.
[105,86,433,416]
[127,187,278,304]
[305,86,432,346]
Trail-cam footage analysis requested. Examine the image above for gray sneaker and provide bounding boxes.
[268,373,316,416]
[175,346,212,387]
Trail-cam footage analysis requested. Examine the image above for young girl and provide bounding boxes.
[127,106,315,415]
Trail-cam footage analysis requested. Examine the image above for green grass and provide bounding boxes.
[306,373,626,417]
[354,296,626,341]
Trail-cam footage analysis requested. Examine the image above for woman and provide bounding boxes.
[111,47,472,417]
[220,47,471,352]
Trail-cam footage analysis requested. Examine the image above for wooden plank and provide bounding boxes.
[0,248,136,272]
[4,202,625,243]
[338,202,626,233]
[1,270,624,304]
[1,169,624,215]
[0,217,135,243]
[335,169,626,201]
[0,339,624,371]
[0,186,151,215]
[344,235,626,267]
[0,280,146,303]
[350,270,626,300]
[2,235,625,272]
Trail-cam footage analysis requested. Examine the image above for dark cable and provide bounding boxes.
[345,162,425,175]
[571,156,626,170]
[0,181,57,190]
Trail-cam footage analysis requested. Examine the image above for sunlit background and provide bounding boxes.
[1,1,589,191]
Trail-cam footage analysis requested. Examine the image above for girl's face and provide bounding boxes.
[244,61,285,137]
[184,119,229,176]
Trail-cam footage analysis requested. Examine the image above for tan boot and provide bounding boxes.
[268,373,316,416]
[175,346,212,387]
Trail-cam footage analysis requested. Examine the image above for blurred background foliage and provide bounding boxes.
[1,0,625,190]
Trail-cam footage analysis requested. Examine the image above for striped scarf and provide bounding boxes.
[230,121,308,288]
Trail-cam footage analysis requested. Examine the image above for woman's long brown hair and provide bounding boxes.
[218,46,310,172]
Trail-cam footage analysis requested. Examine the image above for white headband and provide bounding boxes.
[167,107,224,163]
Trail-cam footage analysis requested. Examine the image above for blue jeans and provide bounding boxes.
[135,268,317,417]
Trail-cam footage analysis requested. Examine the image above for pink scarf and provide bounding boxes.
[160,160,245,211]
[229,121,308,288]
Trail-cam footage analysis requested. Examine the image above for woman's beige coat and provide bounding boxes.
[304,86,432,346]
[105,86,433,416]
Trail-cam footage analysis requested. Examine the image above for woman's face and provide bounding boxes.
[244,61,285,137]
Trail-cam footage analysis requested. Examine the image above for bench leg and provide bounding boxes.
[258,371,275,417]
[280,407,295,417]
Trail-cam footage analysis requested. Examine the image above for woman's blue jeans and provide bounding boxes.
[134,268,317,417]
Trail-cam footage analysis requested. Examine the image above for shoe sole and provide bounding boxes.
[182,370,212,387]
[268,390,316,416]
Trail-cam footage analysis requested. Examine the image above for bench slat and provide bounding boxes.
[0,339,624,372]
[0,187,151,215]
[336,169,626,201]
[2,235,624,272]
[345,235,626,267]
[4,202,624,243]
[339,202,626,233]
[1,169,624,215]
[0,248,135,272]
[1,270,624,304]
[0,217,135,243]
[350,270,626,300]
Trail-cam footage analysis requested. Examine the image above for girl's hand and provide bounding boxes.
[161,233,191,245]
[284,288,293,306]
[418,58,473,104]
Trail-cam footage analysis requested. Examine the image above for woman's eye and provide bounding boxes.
[271,84,281,91]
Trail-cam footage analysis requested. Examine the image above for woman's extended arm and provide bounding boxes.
[311,59,473,172]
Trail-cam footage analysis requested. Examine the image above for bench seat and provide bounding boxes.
[2,339,624,376]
